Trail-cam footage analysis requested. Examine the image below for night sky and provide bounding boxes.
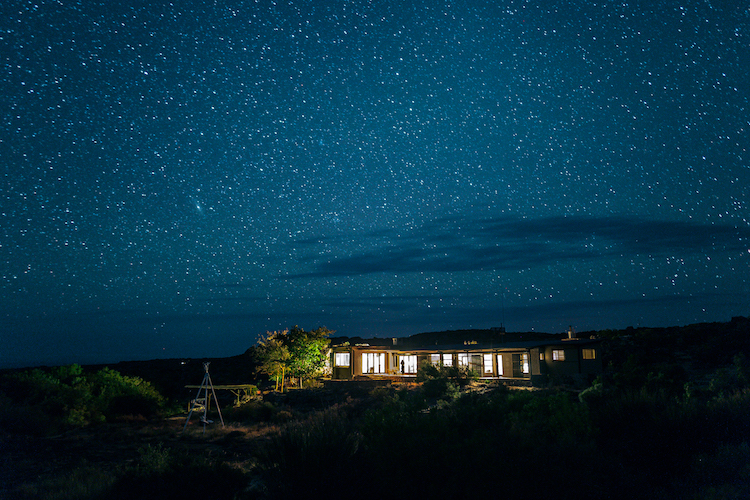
[2,0,749,368]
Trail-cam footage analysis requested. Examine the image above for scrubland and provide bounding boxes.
[2,319,749,500]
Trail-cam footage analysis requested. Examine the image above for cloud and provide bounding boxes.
[290,215,750,278]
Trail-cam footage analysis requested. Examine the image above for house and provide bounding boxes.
[329,328,602,386]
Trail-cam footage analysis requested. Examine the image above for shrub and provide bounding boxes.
[0,365,166,434]
[89,368,165,419]
[689,442,750,499]
[105,446,247,500]
[416,360,474,400]
[136,443,171,473]
[259,406,360,497]
[227,400,277,422]
[421,377,458,400]
[12,464,117,500]
[708,354,750,397]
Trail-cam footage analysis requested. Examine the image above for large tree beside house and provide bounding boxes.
[255,331,291,391]
[255,326,332,390]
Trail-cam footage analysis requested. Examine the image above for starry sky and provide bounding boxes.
[2,0,749,368]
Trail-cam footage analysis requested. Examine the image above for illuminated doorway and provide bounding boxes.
[362,352,385,374]
[399,355,417,374]
[483,353,494,375]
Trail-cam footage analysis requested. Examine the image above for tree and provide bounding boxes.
[254,326,333,391]
[286,326,333,388]
[255,331,291,392]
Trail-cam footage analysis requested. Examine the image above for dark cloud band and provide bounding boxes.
[291,215,749,277]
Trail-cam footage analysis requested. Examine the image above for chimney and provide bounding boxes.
[392,337,397,346]
[568,326,576,340]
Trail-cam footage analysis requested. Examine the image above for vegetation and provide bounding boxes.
[415,359,478,400]
[254,326,332,390]
[254,331,291,391]
[4,318,750,499]
[253,318,750,499]
[104,443,247,500]
[0,364,166,435]
[8,440,247,500]
[256,380,750,499]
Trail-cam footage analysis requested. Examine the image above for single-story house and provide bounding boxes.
[329,330,602,386]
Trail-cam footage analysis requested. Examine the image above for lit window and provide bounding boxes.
[442,353,453,367]
[552,349,565,361]
[540,352,545,361]
[334,352,350,367]
[582,348,596,360]
[430,354,441,366]
[362,353,385,374]
[511,353,529,377]
[458,353,469,367]
[497,354,504,376]
[483,354,493,374]
[400,355,417,374]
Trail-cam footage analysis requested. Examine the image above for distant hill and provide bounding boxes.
[331,328,566,348]
[5,317,748,401]
[82,351,257,402]
[597,315,750,373]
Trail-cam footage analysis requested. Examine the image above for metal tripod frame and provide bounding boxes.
[183,362,225,432]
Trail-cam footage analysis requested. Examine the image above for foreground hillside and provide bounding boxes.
[2,317,749,499]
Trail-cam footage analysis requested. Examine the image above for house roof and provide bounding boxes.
[333,337,600,352]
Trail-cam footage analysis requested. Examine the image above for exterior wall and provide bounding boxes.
[352,348,363,376]
[580,349,603,375]
[332,366,353,380]
[541,344,602,379]
[331,347,354,380]
[529,348,542,376]
[345,348,404,377]
[543,345,580,377]
[500,353,513,378]
[329,342,602,383]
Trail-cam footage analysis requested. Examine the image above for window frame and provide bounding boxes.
[458,353,469,367]
[552,349,566,361]
[483,353,493,374]
[362,352,385,374]
[334,352,350,367]
[400,354,418,374]
[442,353,453,367]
